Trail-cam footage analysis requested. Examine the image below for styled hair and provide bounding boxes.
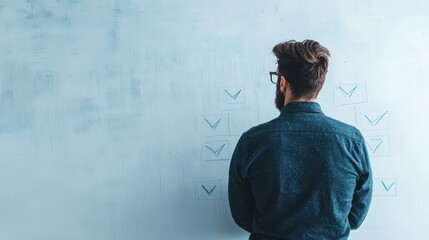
[272,39,330,99]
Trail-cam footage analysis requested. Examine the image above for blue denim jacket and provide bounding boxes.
[228,102,372,240]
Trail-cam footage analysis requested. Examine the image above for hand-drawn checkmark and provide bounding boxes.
[224,89,242,100]
[364,111,389,126]
[201,185,217,195]
[339,85,358,98]
[381,180,395,191]
[204,118,221,129]
[205,144,226,157]
[367,139,383,153]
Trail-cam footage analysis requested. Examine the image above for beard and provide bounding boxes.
[275,77,285,111]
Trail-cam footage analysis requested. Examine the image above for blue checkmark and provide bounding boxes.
[224,89,242,100]
[205,144,226,156]
[204,118,221,130]
[365,111,389,126]
[366,139,383,153]
[381,180,395,191]
[339,85,358,98]
[201,185,217,195]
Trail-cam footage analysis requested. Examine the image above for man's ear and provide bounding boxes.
[280,76,288,93]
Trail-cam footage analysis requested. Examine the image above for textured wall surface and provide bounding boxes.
[1,1,429,239]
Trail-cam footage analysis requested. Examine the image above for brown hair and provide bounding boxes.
[272,39,330,99]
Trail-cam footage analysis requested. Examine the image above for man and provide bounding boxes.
[228,39,372,240]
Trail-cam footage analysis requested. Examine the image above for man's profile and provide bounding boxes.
[228,39,373,240]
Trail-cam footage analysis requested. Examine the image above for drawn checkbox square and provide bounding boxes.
[201,140,230,161]
[199,114,230,137]
[196,179,222,200]
[333,83,367,105]
[364,135,390,157]
[357,107,390,131]
[219,86,248,110]
[374,178,397,197]
[222,86,246,104]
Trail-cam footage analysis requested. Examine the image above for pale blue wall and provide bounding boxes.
[1,1,429,239]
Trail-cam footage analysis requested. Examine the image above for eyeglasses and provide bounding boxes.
[269,71,281,84]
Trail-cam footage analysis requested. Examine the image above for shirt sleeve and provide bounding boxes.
[348,140,373,230]
[228,135,255,233]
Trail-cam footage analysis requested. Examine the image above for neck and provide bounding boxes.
[285,96,317,106]
[283,85,317,106]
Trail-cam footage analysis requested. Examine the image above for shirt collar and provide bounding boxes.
[280,101,324,115]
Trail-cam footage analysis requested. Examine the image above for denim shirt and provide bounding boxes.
[228,102,372,240]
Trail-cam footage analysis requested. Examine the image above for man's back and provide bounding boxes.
[228,102,372,240]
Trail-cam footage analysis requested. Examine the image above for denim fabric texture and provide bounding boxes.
[228,102,372,240]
